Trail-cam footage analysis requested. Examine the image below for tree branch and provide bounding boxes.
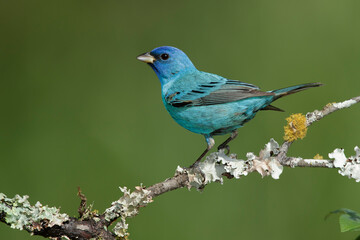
[1,96,359,239]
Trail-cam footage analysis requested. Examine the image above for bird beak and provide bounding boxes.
[137,52,156,64]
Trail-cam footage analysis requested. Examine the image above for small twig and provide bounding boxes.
[77,187,87,218]
[278,96,360,165]
[306,96,360,127]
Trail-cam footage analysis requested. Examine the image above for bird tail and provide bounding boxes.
[271,82,323,101]
[260,82,323,112]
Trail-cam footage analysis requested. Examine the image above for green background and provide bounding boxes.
[1,0,360,239]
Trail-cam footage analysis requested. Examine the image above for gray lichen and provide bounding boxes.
[104,185,152,238]
[333,99,357,109]
[0,193,69,232]
[329,146,360,182]
[176,139,284,190]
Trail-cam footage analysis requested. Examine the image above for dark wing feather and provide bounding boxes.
[168,80,274,107]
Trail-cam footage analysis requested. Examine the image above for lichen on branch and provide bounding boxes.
[283,113,308,142]
[0,194,68,232]
[104,185,153,238]
[329,146,360,182]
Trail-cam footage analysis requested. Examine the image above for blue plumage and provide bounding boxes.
[137,46,322,164]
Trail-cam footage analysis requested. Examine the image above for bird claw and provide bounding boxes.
[218,144,230,155]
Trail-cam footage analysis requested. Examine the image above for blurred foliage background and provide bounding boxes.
[1,0,360,239]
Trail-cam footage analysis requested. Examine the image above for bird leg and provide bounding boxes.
[217,130,238,154]
[190,136,215,168]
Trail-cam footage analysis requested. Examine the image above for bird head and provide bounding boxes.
[137,46,196,85]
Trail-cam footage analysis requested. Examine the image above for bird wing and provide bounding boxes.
[165,73,274,107]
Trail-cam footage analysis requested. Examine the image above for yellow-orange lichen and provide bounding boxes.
[283,113,308,142]
[313,154,324,160]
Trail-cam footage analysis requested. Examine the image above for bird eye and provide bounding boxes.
[160,53,170,60]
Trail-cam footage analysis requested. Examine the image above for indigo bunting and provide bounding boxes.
[137,46,321,164]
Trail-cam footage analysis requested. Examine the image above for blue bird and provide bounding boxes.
[137,46,321,165]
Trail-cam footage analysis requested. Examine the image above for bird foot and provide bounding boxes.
[189,147,211,168]
[217,144,230,155]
